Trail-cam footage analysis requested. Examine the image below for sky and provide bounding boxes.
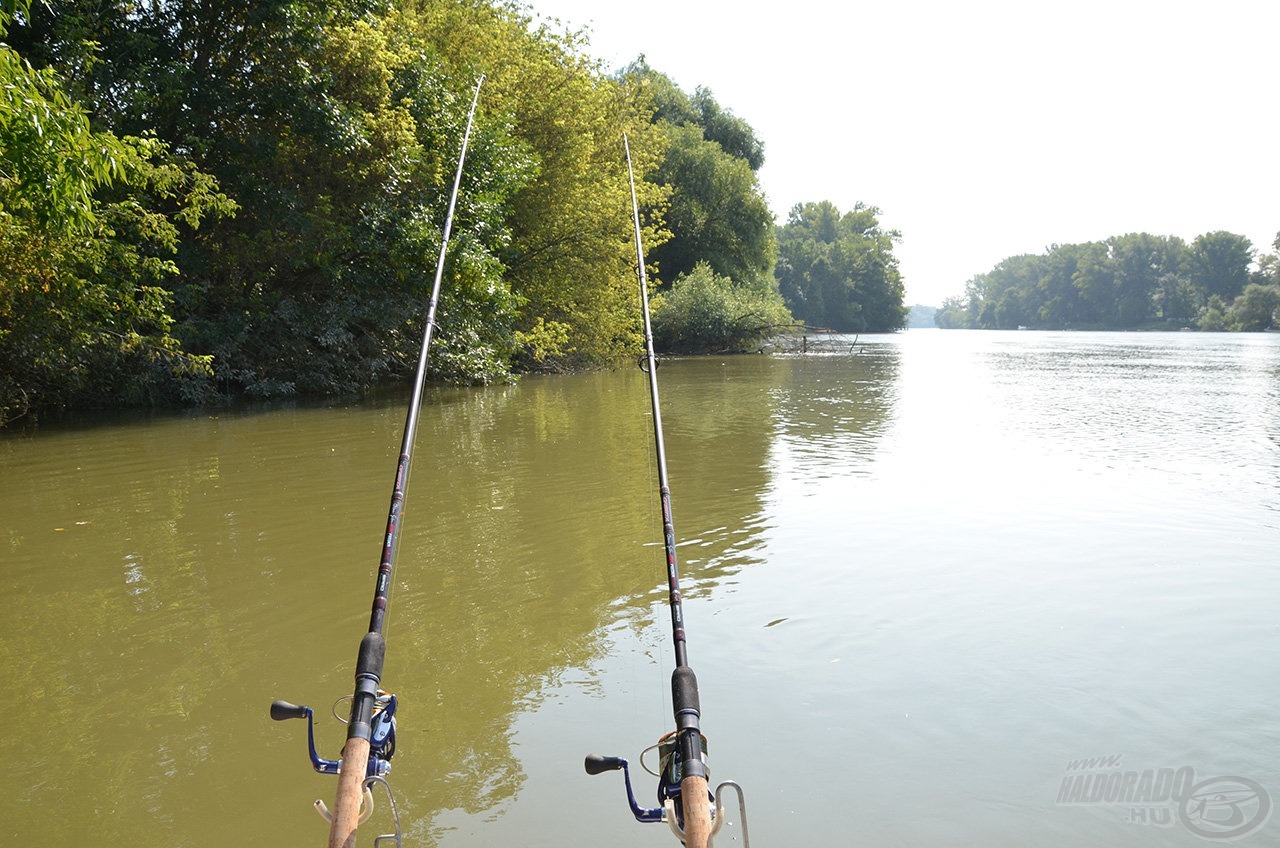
[524,0,1278,307]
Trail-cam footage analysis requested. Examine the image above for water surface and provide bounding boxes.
[2,330,1277,846]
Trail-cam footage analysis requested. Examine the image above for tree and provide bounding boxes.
[934,277,985,328]
[1107,233,1185,326]
[0,1,132,231]
[776,201,906,332]
[649,122,776,285]
[1071,242,1116,325]
[1187,231,1253,303]
[972,254,1045,329]
[1227,284,1280,331]
[1037,243,1094,327]
[1,3,231,423]
[691,87,765,170]
[650,262,791,353]
[16,1,544,394]
[1254,233,1280,288]
[1197,295,1229,331]
[940,230,1280,334]
[622,61,775,288]
[409,1,664,371]
[174,11,533,393]
[933,295,972,329]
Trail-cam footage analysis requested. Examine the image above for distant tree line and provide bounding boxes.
[1,0,906,426]
[935,231,1280,331]
[776,201,907,334]
[622,65,908,349]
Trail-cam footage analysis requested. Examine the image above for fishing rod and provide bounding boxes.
[269,75,485,848]
[583,135,751,848]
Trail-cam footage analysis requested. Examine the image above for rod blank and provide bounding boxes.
[623,134,712,848]
[327,75,485,848]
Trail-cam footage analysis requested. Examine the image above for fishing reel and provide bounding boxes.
[585,732,751,846]
[270,690,398,776]
[270,690,403,845]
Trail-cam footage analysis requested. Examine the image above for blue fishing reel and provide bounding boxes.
[270,690,398,777]
[585,731,710,828]
[271,690,403,845]
[586,732,752,846]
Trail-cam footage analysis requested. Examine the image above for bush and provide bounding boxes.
[1227,284,1280,331]
[650,263,791,353]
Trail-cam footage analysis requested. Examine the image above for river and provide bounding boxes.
[2,329,1277,847]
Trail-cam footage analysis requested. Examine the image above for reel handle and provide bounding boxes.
[584,754,625,775]
[271,700,311,721]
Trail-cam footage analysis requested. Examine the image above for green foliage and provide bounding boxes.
[2,0,827,424]
[623,61,775,288]
[407,0,662,371]
[19,2,538,397]
[650,122,776,286]
[1189,231,1253,302]
[1256,233,1280,289]
[934,277,987,328]
[1108,233,1187,325]
[208,16,531,394]
[948,231,1265,331]
[1227,284,1280,331]
[690,87,765,171]
[776,201,907,333]
[632,65,764,172]
[1,2,236,423]
[934,295,971,329]
[0,40,129,232]
[1,136,233,423]
[513,317,572,365]
[1197,296,1229,331]
[650,263,791,354]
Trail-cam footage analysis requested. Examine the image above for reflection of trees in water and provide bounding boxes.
[0,356,805,847]
[650,357,782,593]
[763,345,900,480]
[386,372,664,837]
[0,415,250,846]
[378,354,898,839]
[0,381,700,846]
[387,360,786,840]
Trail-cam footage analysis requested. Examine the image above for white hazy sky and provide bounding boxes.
[525,0,1278,306]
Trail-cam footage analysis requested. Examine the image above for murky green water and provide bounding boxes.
[3,330,1278,847]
